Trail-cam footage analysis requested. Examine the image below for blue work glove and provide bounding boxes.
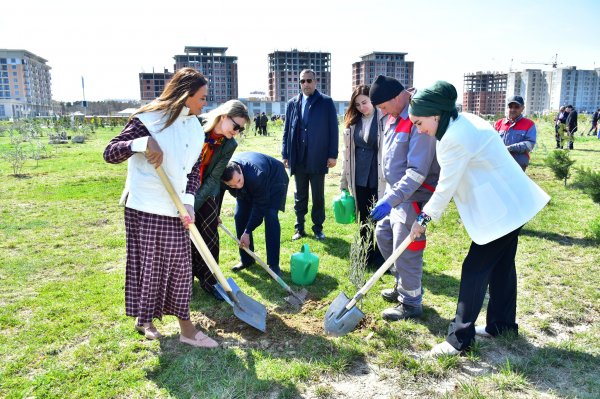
[370,200,392,221]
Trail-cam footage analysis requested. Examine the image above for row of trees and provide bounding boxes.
[545,150,600,239]
[51,99,140,116]
[0,116,128,176]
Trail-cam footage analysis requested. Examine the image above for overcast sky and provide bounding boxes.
[4,0,599,102]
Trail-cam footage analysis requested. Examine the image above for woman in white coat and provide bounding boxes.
[408,81,550,356]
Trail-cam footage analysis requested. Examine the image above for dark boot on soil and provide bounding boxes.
[382,303,423,321]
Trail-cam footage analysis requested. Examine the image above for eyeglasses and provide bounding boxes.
[228,116,245,133]
[300,79,313,84]
[507,104,522,109]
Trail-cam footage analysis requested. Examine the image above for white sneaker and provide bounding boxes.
[475,325,492,337]
[429,341,460,357]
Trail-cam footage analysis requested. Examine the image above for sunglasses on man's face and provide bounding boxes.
[300,79,313,84]
[228,116,245,133]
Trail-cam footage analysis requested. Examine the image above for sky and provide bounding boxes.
[4,0,600,102]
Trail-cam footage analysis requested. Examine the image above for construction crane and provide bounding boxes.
[522,53,561,68]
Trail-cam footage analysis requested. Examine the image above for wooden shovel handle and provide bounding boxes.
[155,166,233,294]
[345,234,413,310]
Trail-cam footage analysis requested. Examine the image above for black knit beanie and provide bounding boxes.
[369,75,405,106]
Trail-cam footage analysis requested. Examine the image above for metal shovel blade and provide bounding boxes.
[233,290,268,332]
[214,277,267,332]
[323,292,365,337]
[284,288,308,309]
[214,277,242,307]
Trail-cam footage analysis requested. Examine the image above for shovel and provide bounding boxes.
[219,223,308,309]
[156,166,267,332]
[324,235,413,336]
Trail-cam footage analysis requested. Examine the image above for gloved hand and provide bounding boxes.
[370,200,392,221]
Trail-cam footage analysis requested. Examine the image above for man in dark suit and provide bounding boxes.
[565,105,577,150]
[221,152,289,276]
[281,69,339,241]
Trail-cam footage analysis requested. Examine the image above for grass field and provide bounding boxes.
[0,119,598,398]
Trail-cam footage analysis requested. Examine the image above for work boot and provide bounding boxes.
[381,283,399,302]
[382,303,423,321]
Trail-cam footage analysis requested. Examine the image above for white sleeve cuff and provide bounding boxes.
[131,136,149,152]
[183,193,195,206]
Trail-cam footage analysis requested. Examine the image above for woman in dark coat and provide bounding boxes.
[192,100,249,296]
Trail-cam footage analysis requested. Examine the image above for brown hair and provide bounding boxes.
[343,85,370,128]
[131,67,207,131]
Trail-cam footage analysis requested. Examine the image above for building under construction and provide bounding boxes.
[463,71,507,116]
[268,50,331,101]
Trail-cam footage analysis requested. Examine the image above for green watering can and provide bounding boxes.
[290,244,319,286]
[333,190,356,224]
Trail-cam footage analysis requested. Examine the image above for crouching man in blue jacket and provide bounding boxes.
[221,152,289,276]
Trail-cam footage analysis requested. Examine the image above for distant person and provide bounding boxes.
[494,95,536,171]
[565,105,577,150]
[587,108,599,137]
[253,115,260,135]
[408,81,550,357]
[368,75,439,321]
[554,106,568,149]
[221,152,289,276]
[282,69,338,241]
[340,85,385,267]
[103,67,218,348]
[260,112,269,136]
[191,100,248,298]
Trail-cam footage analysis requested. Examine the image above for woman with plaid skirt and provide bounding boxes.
[104,68,218,348]
[191,100,249,297]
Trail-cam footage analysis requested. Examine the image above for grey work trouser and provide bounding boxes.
[375,202,425,306]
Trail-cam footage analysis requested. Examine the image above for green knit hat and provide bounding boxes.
[409,81,458,140]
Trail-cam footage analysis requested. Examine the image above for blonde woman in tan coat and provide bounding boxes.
[340,85,386,266]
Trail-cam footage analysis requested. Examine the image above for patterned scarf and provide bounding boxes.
[199,131,225,184]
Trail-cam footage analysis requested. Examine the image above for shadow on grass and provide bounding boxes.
[484,332,600,398]
[148,312,366,398]
[521,227,598,247]
[209,265,339,305]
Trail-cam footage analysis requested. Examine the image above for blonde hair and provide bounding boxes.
[201,100,249,133]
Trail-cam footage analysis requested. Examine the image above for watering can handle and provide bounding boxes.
[344,235,413,311]
[301,244,310,254]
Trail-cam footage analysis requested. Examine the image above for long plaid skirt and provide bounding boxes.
[191,196,219,293]
[124,207,192,323]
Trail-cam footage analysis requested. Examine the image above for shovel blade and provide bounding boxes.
[233,290,268,332]
[284,288,308,308]
[323,292,365,337]
[215,278,267,332]
[214,278,241,307]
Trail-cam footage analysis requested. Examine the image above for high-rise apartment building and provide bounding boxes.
[139,69,173,102]
[173,46,238,104]
[268,50,331,101]
[507,66,600,114]
[0,49,52,119]
[351,52,414,91]
[463,71,507,116]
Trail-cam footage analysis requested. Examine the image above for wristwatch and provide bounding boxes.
[416,212,431,228]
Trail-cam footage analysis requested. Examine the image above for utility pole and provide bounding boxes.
[81,76,87,116]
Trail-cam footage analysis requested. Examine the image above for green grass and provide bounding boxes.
[0,120,599,398]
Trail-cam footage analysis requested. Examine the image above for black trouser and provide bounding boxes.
[355,185,384,265]
[446,227,522,351]
[293,165,325,234]
[234,199,282,275]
